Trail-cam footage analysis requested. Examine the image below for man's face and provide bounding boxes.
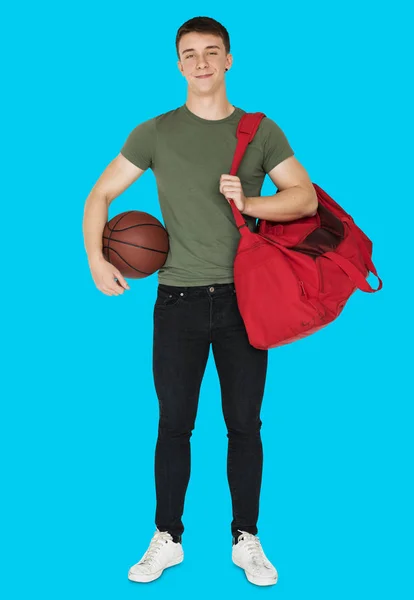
[177,32,232,91]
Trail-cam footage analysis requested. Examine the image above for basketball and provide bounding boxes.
[102,210,169,279]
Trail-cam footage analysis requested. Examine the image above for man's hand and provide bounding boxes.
[220,174,248,212]
[89,255,130,296]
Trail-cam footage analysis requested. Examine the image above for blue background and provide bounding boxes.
[2,1,412,599]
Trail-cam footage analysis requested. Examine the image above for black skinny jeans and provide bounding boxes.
[152,282,268,542]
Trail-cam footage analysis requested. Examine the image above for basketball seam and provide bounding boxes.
[108,223,166,232]
[106,211,131,259]
[102,237,167,254]
[102,246,152,275]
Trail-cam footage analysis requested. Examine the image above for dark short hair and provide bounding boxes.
[176,16,230,59]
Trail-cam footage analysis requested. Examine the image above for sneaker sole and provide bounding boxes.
[232,555,278,586]
[128,552,184,583]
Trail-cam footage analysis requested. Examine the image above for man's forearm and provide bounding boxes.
[243,185,318,222]
[82,191,109,264]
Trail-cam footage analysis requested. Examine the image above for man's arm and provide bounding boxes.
[82,153,146,264]
[243,156,318,222]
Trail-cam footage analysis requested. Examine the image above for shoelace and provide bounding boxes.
[140,530,172,566]
[236,531,268,564]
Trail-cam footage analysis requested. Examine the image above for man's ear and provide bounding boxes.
[225,54,233,72]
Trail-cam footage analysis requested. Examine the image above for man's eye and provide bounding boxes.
[185,52,218,59]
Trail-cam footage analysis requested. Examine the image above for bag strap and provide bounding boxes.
[322,251,382,292]
[229,115,382,294]
[261,225,382,294]
[228,112,267,235]
[321,218,382,292]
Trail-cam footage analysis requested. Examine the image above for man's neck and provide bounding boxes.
[185,94,235,121]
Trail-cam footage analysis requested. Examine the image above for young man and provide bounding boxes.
[83,16,317,587]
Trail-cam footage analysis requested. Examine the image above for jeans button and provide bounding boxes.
[209,286,215,292]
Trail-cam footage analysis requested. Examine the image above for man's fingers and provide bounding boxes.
[114,272,130,290]
[221,186,240,194]
[103,279,124,295]
[221,175,239,181]
[111,283,124,294]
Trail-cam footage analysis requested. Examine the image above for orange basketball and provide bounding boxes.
[102,210,169,278]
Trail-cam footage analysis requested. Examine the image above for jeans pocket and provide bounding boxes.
[155,287,185,308]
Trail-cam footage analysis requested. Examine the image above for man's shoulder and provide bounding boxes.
[233,108,279,131]
[151,106,184,124]
[255,114,290,141]
[128,106,182,129]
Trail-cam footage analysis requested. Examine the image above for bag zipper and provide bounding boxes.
[316,258,324,293]
[299,280,325,319]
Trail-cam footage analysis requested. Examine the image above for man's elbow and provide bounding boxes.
[302,185,318,217]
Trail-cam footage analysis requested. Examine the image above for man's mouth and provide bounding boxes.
[195,73,213,79]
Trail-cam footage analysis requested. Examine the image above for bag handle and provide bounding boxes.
[321,251,382,292]
[321,219,382,292]
[260,227,382,294]
[228,112,267,235]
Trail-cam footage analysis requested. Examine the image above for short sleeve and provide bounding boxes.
[120,117,156,170]
[261,117,294,173]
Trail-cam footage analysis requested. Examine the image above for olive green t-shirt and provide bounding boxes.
[120,103,294,286]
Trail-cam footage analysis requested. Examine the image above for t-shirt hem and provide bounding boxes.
[158,275,234,286]
[266,149,295,173]
[120,149,149,171]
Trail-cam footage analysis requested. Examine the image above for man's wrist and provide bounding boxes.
[243,196,253,217]
[88,251,105,266]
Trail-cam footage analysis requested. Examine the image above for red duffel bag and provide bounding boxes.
[229,112,383,350]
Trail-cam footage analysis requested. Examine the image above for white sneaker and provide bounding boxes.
[128,528,184,583]
[232,530,278,586]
